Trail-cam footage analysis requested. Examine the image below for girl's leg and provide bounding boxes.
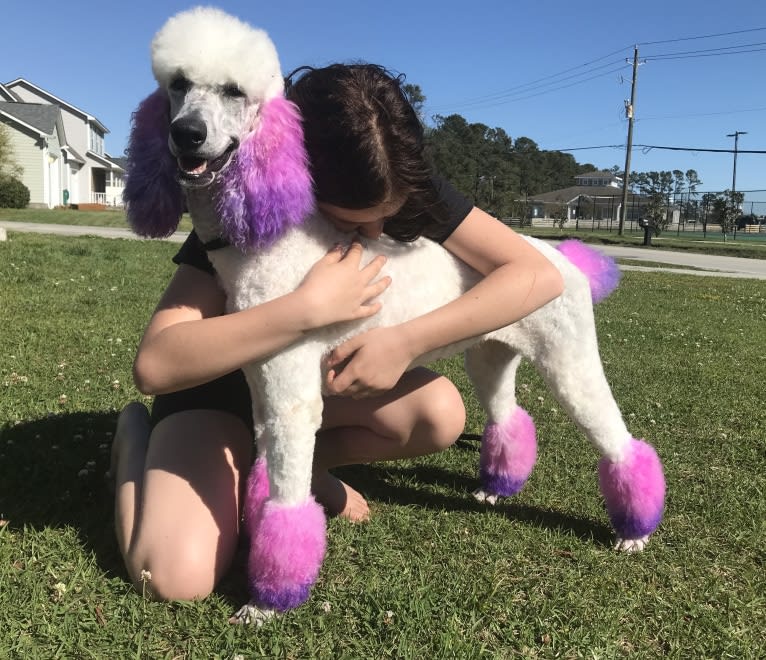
[112,404,252,600]
[313,367,466,521]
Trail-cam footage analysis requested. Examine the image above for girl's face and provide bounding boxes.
[317,200,403,239]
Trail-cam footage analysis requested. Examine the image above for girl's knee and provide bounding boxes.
[419,379,466,450]
[127,540,223,601]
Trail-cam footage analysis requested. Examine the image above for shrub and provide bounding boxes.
[0,176,30,208]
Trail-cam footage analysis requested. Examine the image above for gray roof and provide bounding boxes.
[530,185,643,204]
[4,78,109,134]
[110,156,128,171]
[575,170,620,179]
[62,144,85,164]
[0,84,21,101]
[0,101,60,135]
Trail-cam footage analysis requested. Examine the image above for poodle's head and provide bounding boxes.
[124,7,313,249]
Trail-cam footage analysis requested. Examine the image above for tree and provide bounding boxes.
[630,170,675,197]
[643,191,670,237]
[548,202,569,230]
[700,192,717,236]
[712,190,745,241]
[680,169,703,225]
[0,123,23,180]
[402,83,426,124]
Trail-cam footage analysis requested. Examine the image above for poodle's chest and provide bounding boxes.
[203,216,479,324]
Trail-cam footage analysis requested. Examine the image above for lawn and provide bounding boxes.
[1,232,764,658]
[2,206,764,260]
[0,206,194,233]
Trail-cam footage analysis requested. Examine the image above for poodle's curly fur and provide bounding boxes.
[125,7,665,623]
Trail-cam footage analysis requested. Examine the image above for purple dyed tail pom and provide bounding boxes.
[123,88,184,237]
[557,239,621,303]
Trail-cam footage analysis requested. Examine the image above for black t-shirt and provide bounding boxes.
[172,176,473,275]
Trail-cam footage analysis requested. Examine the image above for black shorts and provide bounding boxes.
[150,369,254,434]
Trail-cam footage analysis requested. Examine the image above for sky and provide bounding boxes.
[3,0,765,207]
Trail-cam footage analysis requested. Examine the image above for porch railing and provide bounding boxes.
[89,192,124,207]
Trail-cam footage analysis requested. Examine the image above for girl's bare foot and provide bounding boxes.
[312,471,370,522]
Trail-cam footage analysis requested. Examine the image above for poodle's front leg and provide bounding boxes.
[240,348,327,616]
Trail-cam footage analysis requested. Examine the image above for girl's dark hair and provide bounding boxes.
[285,63,450,241]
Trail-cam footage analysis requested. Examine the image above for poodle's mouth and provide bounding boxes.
[177,140,239,187]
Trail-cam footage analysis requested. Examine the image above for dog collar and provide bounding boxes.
[202,236,231,251]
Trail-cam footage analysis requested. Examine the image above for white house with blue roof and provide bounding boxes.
[0,79,124,208]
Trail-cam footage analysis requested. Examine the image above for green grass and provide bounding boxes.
[1,233,765,658]
[616,258,710,271]
[526,226,766,259]
[2,206,764,259]
[0,206,193,233]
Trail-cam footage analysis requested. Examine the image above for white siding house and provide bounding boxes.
[0,79,124,208]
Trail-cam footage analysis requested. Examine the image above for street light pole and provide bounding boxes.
[726,131,747,193]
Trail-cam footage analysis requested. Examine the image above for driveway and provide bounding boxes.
[2,220,765,280]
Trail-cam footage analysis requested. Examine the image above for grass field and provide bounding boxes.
[1,232,764,658]
[0,206,194,233]
[2,206,764,260]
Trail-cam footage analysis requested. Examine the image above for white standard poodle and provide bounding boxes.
[124,7,665,624]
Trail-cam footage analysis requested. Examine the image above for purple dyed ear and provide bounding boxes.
[216,96,314,249]
[123,88,184,237]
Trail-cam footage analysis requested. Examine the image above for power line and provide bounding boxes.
[435,27,766,114]
[553,144,766,154]
[448,58,628,108]
[644,40,766,59]
[636,144,766,154]
[436,46,631,109]
[645,46,766,61]
[638,26,766,46]
[640,106,766,121]
[435,64,630,113]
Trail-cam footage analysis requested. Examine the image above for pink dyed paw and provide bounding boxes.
[479,407,537,497]
[248,497,326,611]
[599,438,665,544]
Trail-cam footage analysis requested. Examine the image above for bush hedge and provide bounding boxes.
[0,176,30,208]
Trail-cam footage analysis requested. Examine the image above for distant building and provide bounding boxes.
[0,79,124,208]
[525,170,650,226]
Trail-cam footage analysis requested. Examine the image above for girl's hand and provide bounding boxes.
[298,242,390,329]
[324,326,415,398]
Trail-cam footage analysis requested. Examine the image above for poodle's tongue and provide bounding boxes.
[179,157,208,175]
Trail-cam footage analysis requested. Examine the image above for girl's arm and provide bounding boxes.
[325,208,564,397]
[133,243,389,395]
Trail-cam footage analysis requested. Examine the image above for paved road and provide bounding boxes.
[2,220,765,280]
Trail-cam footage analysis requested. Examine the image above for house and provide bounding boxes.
[0,79,124,208]
[525,170,650,227]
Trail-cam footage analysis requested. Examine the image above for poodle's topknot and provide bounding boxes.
[151,6,283,102]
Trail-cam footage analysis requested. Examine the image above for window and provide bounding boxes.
[89,125,104,155]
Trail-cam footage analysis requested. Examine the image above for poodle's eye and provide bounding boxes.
[170,76,190,93]
[222,83,245,99]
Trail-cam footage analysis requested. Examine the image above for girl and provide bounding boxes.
[112,63,563,601]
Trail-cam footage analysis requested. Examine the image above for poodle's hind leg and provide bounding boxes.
[533,330,665,551]
[465,342,537,505]
[234,354,327,622]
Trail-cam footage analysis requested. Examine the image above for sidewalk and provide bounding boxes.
[2,220,766,280]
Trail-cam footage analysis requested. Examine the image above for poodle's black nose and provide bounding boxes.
[170,116,207,151]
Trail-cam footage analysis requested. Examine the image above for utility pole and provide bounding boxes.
[618,46,640,236]
[726,130,747,193]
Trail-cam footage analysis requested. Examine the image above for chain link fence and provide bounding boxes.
[522,190,766,240]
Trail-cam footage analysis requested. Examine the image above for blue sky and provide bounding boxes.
[3,0,765,205]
